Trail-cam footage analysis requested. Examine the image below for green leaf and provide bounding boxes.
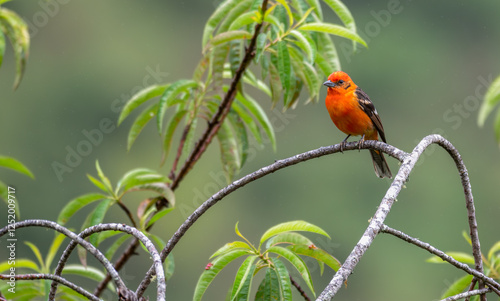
[267,246,315,295]
[193,249,250,301]
[305,0,322,19]
[255,267,280,301]
[323,0,356,32]
[0,30,5,68]
[157,79,198,133]
[164,253,175,280]
[116,168,165,194]
[208,30,253,49]
[288,244,341,272]
[118,84,168,125]
[488,240,500,260]
[217,119,241,182]
[0,156,34,178]
[0,8,29,89]
[227,109,249,167]
[57,193,106,225]
[211,44,230,94]
[299,22,367,47]
[275,0,293,27]
[45,233,66,270]
[289,30,316,63]
[254,32,267,63]
[230,255,258,300]
[440,274,473,299]
[478,75,500,127]
[95,161,114,196]
[127,102,158,150]
[277,40,291,104]
[260,220,330,248]
[211,241,252,259]
[236,92,276,151]
[88,199,114,247]
[86,174,109,194]
[268,56,282,107]
[202,0,240,49]
[181,117,198,160]
[95,230,122,246]
[161,109,188,165]
[316,32,341,73]
[270,258,292,300]
[62,264,116,291]
[266,232,313,248]
[104,234,130,260]
[229,40,242,77]
[232,101,263,144]
[426,252,475,264]
[229,11,259,31]
[24,241,45,271]
[0,259,39,273]
[493,108,500,144]
[145,207,175,229]
[218,0,255,33]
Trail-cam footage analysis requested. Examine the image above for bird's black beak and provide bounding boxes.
[323,80,336,88]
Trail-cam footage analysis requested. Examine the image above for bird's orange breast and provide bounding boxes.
[325,90,378,140]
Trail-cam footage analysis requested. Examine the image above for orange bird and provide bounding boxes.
[323,71,392,178]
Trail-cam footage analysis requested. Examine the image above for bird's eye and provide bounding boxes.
[338,80,344,84]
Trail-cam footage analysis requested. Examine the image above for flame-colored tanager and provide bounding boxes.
[323,71,392,179]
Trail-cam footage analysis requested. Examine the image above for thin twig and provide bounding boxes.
[0,273,101,301]
[170,0,270,190]
[290,276,311,301]
[440,288,491,301]
[380,224,500,296]
[135,140,408,297]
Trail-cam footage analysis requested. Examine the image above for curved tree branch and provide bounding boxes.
[135,139,408,297]
[317,134,485,300]
[49,223,165,301]
[440,288,491,301]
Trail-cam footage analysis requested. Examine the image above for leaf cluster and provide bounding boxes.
[194,221,340,301]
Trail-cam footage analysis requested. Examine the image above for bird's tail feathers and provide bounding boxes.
[369,149,392,179]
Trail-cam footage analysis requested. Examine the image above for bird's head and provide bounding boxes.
[323,71,354,92]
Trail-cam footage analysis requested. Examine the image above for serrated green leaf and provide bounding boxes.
[217,119,241,182]
[230,255,258,300]
[273,4,288,33]
[478,75,500,127]
[232,101,262,144]
[235,92,276,151]
[86,174,109,194]
[229,11,259,31]
[0,259,39,273]
[127,102,158,150]
[118,84,168,125]
[305,0,322,19]
[266,232,313,248]
[288,244,341,272]
[277,40,291,104]
[488,240,500,261]
[275,0,293,27]
[193,249,250,301]
[440,274,473,299]
[316,32,341,72]
[211,241,252,259]
[57,193,107,225]
[299,22,367,47]
[218,0,254,33]
[228,41,242,77]
[254,32,267,63]
[263,14,284,33]
[157,79,198,133]
[289,30,316,63]
[270,258,292,300]
[88,199,114,247]
[260,221,330,248]
[426,252,475,264]
[208,30,253,49]
[242,70,271,97]
[211,44,230,94]
[267,246,314,295]
[323,0,356,32]
[227,109,249,167]
[268,56,282,107]
[181,117,198,160]
[202,0,240,49]
[116,168,164,194]
[255,267,280,300]
[0,156,34,178]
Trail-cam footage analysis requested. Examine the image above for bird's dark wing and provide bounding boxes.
[354,87,387,142]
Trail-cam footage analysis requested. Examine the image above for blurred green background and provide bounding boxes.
[1,0,500,300]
